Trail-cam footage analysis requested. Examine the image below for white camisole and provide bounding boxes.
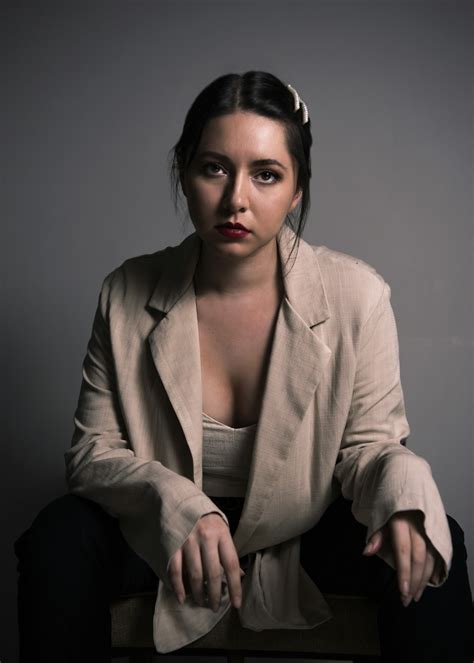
[201,411,257,497]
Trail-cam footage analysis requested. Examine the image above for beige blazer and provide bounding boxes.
[65,224,452,653]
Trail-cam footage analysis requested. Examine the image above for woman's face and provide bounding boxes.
[182,111,302,260]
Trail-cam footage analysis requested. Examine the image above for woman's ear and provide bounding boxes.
[289,188,302,212]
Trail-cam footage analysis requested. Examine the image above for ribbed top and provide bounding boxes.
[202,411,257,497]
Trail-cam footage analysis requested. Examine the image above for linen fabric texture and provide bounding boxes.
[64,224,452,653]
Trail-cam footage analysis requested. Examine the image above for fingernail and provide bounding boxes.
[414,590,423,602]
[402,595,412,607]
[402,581,409,596]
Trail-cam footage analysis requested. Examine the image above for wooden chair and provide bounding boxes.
[110,590,381,662]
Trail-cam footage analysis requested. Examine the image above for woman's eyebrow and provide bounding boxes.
[196,150,288,170]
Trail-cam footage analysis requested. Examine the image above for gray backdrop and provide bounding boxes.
[3,1,472,661]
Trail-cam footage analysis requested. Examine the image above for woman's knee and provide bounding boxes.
[14,493,117,568]
[444,514,472,596]
[446,513,466,550]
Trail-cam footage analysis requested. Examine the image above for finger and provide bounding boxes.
[408,526,428,600]
[182,539,205,607]
[363,529,383,555]
[414,548,435,602]
[167,549,186,604]
[389,517,412,604]
[218,537,243,609]
[200,541,224,612]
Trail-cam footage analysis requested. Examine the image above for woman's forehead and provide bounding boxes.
[196,112,292,163]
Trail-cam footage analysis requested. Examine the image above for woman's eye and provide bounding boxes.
[201,163,280,184]
[203,162,225,176]
[255,170,280,184]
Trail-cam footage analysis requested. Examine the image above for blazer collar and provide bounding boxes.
[147,223,330,327]
[146,224,332,554]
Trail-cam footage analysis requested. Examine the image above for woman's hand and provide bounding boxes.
[167,513,245,612]
[363,509,444,606]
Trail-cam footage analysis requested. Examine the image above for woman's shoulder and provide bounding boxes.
[312,242,385,283]
[306,240,391,321]
[99,232,199,296]
[98,249,161,290]
[95,245,176,311]
[103,238,186,285]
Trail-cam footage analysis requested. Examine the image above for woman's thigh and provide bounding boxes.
[299,494,473,661]
[299,494,395,598]
[14,493,159,599]
[14,494,159,662]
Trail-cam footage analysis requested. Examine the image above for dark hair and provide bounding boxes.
[168,70,313,268]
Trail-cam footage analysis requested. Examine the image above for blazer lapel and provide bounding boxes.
[233,226,332,550]
[146,234,205,486]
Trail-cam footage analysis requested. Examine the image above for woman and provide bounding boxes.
[14,71,473,662]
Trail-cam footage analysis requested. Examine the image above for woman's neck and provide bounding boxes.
[193,237,283,300]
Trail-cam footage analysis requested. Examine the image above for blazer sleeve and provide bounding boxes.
[333,280,453,586]
[64,270,230,590]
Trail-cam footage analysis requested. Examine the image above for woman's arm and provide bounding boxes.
[64,270,230,590]
[333,280,453,591]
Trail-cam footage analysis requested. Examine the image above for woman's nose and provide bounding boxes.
[223,172,249,213]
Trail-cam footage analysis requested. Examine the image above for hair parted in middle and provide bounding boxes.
[168,70,313,268]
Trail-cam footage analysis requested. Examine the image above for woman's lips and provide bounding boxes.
[216,222,250,231]
[215,222,251,237]
[216,226,251,239]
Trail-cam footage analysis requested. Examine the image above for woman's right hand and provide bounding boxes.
[167,512,245,612]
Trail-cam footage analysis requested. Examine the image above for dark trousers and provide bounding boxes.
[14,493,473,662]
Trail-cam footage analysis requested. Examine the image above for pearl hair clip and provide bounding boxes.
[287,84,309,125]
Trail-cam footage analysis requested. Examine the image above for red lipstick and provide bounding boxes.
[215,222,251,239]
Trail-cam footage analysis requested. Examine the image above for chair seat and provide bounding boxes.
[110,591,381,658]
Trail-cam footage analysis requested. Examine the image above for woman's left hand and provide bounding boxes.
[362,509,444,606]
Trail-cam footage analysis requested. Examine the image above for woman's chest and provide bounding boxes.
[196,296,281,428]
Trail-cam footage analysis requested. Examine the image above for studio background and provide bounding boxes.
[3,1,472,661]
